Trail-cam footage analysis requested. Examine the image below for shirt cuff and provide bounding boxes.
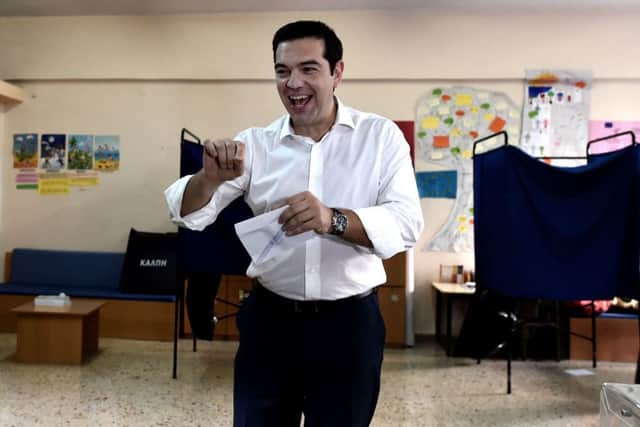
[352,206,405,259]
[164,175,219,231]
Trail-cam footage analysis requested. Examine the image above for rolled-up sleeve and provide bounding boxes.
[353,124,424,259]
[164,176,244,231]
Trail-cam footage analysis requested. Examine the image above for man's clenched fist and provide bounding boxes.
[202,139,245,184]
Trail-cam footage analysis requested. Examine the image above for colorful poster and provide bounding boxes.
[39,173,70,195]
[94,135,120,171]
[40,134,66,170]
[520,70,592,164]
[68,134,94,170]
[13,134,38,169]
[415,87,520,252]
[588,120,640,154]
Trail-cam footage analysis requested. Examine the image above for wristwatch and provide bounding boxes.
[329,208,348,236]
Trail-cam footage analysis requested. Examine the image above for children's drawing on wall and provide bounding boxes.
[68,134,94,170]
[94,135,120,171]
[588,120,640,154]
[13,134,38,169]
[40,134,66,170]
[415,87,520,252]
[520,70,592,165]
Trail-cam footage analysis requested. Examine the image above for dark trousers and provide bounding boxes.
[233,287,385,427]
[185,272,221,341]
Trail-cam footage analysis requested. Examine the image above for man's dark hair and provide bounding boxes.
[272,20,343,74]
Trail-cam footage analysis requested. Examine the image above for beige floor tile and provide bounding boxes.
[0,333,634,426]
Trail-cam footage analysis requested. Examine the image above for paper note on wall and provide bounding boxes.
[433,135,450,148]
[422,117,440,129]
[39,173,70,195]
[16,171,39,190]
[456,94,473,106]
[70,173,99,187]
[589,120,640,154]
[415,171,457,199]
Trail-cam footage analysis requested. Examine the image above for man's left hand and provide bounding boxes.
[279,191,332,236]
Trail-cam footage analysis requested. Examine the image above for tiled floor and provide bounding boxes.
[0,333,634,426]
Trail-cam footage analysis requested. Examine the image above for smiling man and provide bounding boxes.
[165,20,423,427]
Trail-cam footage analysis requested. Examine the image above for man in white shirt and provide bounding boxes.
[165,20,423,427]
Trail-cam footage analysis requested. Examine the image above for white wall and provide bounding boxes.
[2,11,640,80]
[2,11,640,335]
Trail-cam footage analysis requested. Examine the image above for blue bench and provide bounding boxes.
[0,248,181,378]
[1,248,175,302]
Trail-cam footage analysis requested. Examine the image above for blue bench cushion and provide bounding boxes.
[2,248,177,302]
[600,312,638,320]
[0,284,175,302]
[10,248,124,290]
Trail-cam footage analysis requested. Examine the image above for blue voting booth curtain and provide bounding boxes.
[473,144,639,300]
[178,140,253,275]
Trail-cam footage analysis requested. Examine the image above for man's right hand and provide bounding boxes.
[202,139,245,185]
[180,138,245,217]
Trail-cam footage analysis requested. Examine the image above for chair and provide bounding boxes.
[177,129,253,360]
[461,292,597,394]
[119,227,183,379]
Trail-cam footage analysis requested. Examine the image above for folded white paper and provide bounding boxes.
[234,206,315,265]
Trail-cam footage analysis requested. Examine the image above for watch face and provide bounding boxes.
[331,209,348,235]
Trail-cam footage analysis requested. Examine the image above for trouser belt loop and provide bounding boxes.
[293,300,320,313]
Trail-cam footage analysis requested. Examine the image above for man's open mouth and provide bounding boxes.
[289,95,311,109]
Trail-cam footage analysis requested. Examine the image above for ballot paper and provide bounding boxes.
[234,206,315,265]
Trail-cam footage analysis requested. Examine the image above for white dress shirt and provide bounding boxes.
[165,100,423,301]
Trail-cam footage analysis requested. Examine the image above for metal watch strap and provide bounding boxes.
[329,208,348,236]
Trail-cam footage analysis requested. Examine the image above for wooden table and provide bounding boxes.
[11,299,106,364]
[432,282,475,356]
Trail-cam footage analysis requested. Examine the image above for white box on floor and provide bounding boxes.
[601,383,640,426]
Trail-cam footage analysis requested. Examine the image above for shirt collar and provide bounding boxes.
[279,97,355,141]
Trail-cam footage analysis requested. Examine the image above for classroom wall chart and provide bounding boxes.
[415,87,521,252]
[12,133,119,194]
[520,70,592,165]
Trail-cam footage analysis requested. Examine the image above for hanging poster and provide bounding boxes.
[520,70,592,164]
[94,135,120,171]
[40,134,66,170]
[68,134,94,170]
[588,120,640,154]
[415,87,521,252]
[13,134,38,169]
